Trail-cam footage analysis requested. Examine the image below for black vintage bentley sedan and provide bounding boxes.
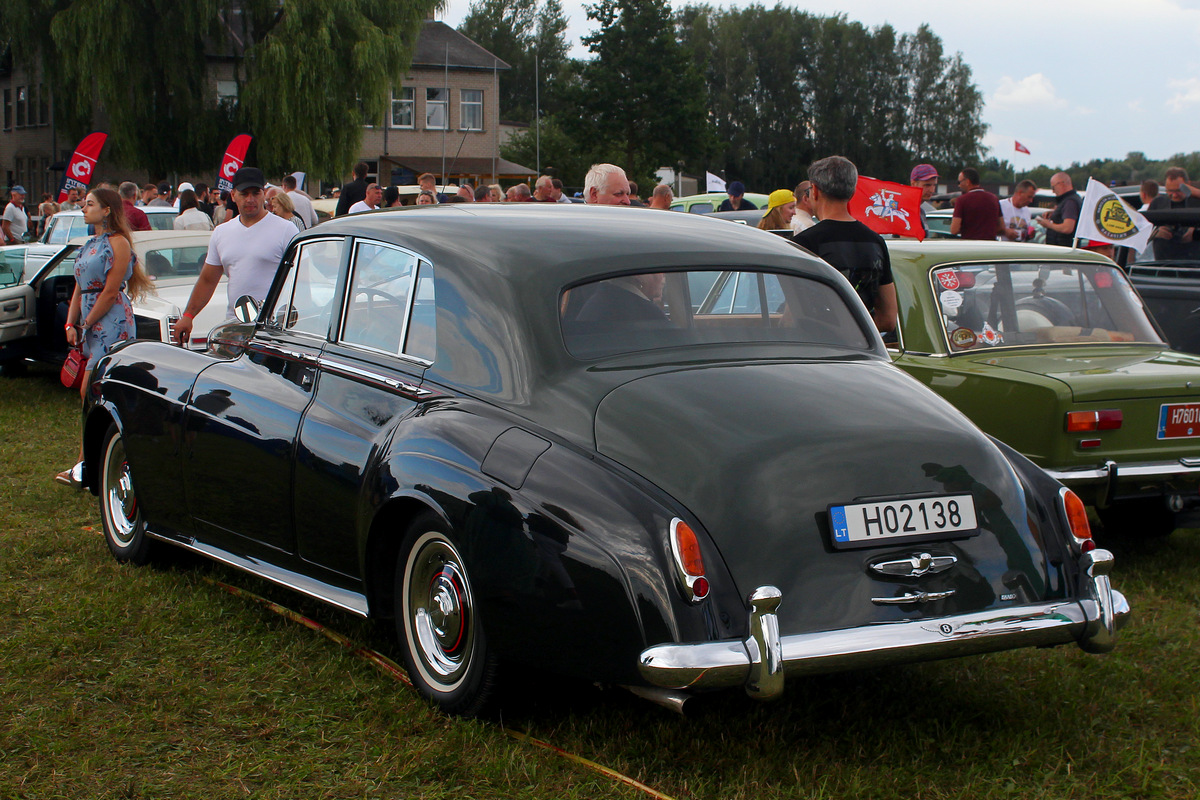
[80,204,1128,715]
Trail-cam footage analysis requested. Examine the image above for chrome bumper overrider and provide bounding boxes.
[638,549,1129,700]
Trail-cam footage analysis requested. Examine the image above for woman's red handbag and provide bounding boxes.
[61,347,86,389]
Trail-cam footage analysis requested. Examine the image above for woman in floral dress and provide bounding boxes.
[55,187,153,486]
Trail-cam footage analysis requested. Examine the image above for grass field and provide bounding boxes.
[2,362,1199,799]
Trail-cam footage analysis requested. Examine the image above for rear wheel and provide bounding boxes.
[99,423,156,564]
[395,513,497,716]
[1097,497,1176,542]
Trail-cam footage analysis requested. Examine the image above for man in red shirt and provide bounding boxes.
[950,168,1002,240]
[119,182,152,231]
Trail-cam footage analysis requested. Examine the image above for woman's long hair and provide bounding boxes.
[89,187,154,301]
[759,206,790,231]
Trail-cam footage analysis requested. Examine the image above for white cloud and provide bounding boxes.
[1167,78,1200,112]
[990,74,1068,110]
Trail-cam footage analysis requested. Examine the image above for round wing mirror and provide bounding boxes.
[233,294,261,323]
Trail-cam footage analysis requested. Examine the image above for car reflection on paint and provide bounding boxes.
[80,204,1127,716]
[888,238,1200,539]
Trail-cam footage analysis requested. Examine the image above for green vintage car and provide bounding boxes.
[887,239,1200,538]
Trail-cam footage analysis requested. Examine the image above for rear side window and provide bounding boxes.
[143,245,209,279]
[340,241,417,356]
[561,269,869,359]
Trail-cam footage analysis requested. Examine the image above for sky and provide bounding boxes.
[438,0,1200,172]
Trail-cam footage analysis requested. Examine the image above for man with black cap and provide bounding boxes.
[149,182,173,207]
[717,181,756,212]
[174,167,296,344]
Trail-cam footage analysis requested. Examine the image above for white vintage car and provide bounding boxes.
[0,230,226,373]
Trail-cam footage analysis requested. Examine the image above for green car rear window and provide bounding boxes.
[931,262,1163,351]
[561,269,870,359]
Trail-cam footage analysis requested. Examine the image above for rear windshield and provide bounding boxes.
[931,262,1162,351]
[561,269,870,359]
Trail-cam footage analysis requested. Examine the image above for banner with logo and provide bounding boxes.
[1015,140,1031,155]
[848,176,926,240]
[215,134,253,193]
[57,132,107,203]
[1075,177,1154,253]
[706,172,726,192]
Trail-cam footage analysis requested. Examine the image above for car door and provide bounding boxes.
[292,240,436,579]
[0,248,36,352]
[181,236,344,557]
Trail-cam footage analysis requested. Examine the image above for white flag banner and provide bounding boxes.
[706,171,726,192]
[1075,177,1154,252]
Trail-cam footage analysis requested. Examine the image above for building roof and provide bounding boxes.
[414,21,510,72]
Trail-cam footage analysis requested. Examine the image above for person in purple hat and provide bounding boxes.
[909,164,939,232]
[717,181,756,212]
[174,166,297,344]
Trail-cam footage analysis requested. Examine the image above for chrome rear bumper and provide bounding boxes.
[638,549,1129,700]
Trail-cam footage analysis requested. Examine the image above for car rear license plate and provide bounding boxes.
[829,495,979,549]
[1158,403,1200,439]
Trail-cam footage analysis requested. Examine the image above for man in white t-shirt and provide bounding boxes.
[174,167,296,344]
[999,179,1037,241]
[2,185,29,245]
[348,183,382,214]
[283,175,318,228]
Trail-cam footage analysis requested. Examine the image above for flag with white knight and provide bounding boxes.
[1075,178,1154,252]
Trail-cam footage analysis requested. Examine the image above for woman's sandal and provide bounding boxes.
[54,462,84,488]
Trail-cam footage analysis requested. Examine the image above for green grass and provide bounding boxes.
[2,363,1199,799]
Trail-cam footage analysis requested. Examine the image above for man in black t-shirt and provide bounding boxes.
[1036,172,1081,247]
[335,162,370,217]
[793,156,896,333]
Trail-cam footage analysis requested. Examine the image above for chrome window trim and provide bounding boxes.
[317,355,433,397]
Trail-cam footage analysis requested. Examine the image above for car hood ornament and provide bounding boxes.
[869,552,957,578]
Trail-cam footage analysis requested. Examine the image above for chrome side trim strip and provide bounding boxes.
[317,357,433,398]
[871,589,956,605]
[147,530,370,617]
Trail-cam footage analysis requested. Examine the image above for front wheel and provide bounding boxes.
[395,513,497,716]
[99,423,156,564]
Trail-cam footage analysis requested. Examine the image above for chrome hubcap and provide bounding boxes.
[104,438,138,545]
[406,533,473,687]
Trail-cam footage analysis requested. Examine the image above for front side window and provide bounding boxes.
[392,87,415,128]
[272,239,343,338]
[426,88,448,130]
[931,261,1162,352]
[0,249,24,287]
[561,269,870,359]
[460,89,482,131]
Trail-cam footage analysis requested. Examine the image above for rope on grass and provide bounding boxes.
[202,577,679,800]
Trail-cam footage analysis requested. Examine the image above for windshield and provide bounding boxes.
[932,262,1162,352]
[561,269,870,359]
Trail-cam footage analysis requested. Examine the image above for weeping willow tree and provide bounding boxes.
[0,0,443,180]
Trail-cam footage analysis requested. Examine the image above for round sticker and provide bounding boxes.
[950,327,977,349]
[936,270,960,291]
[1094,196,1137,241]
[940,290,963,311]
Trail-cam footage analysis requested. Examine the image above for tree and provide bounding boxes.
[0,0,443,180]
[458,0,569,124]
[568,0,712,187]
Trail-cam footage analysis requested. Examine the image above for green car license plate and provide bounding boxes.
[829,495,979,549]
[1158,403,1200,439]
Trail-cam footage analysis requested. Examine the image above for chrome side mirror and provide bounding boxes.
[233,294,261,323]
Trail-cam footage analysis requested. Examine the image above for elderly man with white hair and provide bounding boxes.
[584,163,631,206]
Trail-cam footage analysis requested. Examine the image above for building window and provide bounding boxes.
[3,89,11,131]
[460,89,483,131]
[216,80,238,109]
[391,87,415,128]
[426,87,448,130]
[16,86,27,128]
[38,84,49,126]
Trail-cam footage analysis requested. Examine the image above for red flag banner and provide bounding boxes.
[57,132,107,203]
[215,134,253,193]
[848,177,925,240]
[1015,140,1031,154]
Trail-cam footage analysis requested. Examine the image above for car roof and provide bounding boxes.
[887,238,1113,267]
[54,206,177,217]
[66,230,212,247]
[299,204,870,430]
